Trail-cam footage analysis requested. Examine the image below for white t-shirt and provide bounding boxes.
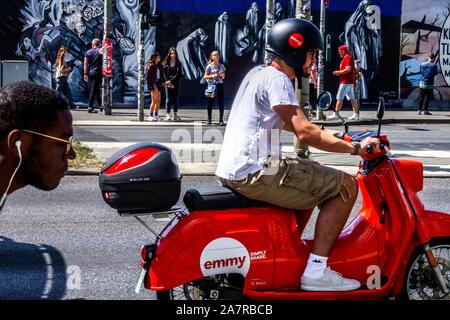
[215,65,300,181]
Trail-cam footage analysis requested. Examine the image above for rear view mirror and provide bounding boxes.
[376,96,385,138]
[317,91,334,111]
[377,97,385,120]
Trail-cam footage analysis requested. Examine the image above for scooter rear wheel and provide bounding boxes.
[156,274,247,300]
[400,238,450,300]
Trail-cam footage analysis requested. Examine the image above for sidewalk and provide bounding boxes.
[70,107,450,178]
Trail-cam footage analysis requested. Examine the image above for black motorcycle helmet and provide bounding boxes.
[266,18,323,78]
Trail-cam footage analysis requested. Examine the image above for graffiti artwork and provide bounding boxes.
[339,0,383,100]
[400,0,449,104]
[1,0,447,106]
[13,0,156,103]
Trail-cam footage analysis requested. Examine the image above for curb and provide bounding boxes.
[73,118,450,127]
[67,167,450,178]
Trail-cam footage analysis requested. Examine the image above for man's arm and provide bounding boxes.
[275,105,379,155]
[333,67,351,76]
[83,57,88,82]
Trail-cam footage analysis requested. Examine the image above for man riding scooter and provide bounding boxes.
[216,18,380,291]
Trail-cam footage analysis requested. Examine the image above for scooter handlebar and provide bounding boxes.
[334,131,389,155]
[367,140,389,154]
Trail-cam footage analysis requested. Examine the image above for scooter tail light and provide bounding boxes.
[141,244,157,266]
[103,148,159,175]
[140,245,147,262]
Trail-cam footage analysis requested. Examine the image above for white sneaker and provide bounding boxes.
[327,112,339,120]
[173,114,181,121]
[165,114,172,121]
[155,116,163,121]
[348,113,360,120]
[301,267,361,291]
[148,116,157,121]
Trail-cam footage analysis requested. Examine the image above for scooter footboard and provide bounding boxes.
[145,207,301,291]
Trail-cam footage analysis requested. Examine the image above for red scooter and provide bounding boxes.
[100,94,449,300]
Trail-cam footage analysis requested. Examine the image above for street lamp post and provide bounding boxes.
[317,0,326,98]
[264,0,274,66]
[137,14,146,122]
[315,0,326,120]
[293,0,311,159]
[102,0,113,115]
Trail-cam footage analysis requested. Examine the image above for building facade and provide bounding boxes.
[0,0,448,108]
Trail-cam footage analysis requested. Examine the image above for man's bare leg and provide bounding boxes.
[311,173,358,256]
[350,98,359,115]
[301,173,361,291]
[335,100,344,114]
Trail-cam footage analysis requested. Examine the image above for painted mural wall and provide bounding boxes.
[1,0,156,103]
[400,0,450,108]
[0,0,445,107]
[311,0,400,104]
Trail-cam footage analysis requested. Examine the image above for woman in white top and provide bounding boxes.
[204,50,226,126]
[55,47,76,109]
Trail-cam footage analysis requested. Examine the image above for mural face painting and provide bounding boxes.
[0,0,447,105]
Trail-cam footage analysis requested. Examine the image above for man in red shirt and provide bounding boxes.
[327,45,359,121]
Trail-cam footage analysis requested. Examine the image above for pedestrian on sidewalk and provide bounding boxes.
[162,47,182,121]
[204,50,226,126]
[146,52,163,121]
[55,47,77,110]
[327,45,359,121]
[418,53,439,115]
[0,81,76,213]
[83,38,104,113]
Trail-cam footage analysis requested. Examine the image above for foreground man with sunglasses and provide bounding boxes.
[216,19,380,291]
[0,81,76,212]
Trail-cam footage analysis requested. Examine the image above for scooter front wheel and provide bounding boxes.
[401,238,450,300]
[156,274,247,300]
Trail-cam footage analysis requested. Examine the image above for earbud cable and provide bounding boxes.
[0,144,22,211]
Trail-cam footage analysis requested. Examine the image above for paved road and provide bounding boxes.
[74,123,450,176]
[1,176,449,300]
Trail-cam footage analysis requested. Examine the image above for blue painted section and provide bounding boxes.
[157,0,289,14]
[310,0,401,17]
[157,0,401,17]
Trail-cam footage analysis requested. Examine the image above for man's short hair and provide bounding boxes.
[429,53,436,61]
[92,38,100,46]
[0,81,69,139]
[265,52,278,63]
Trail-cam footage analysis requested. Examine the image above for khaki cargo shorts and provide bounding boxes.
[219,157,344,210]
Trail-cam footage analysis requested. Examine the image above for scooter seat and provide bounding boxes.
[183,186,271,211]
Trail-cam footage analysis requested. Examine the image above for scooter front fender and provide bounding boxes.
[417,210,450,241]
[390,210,450,296]
[146,207,300,291]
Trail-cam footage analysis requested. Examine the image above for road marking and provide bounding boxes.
[81,142,450,158]
[75,141,450,177]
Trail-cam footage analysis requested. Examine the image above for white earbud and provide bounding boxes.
[1,141,22,211]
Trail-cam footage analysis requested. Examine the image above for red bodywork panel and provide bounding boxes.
[145,156,450,299]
